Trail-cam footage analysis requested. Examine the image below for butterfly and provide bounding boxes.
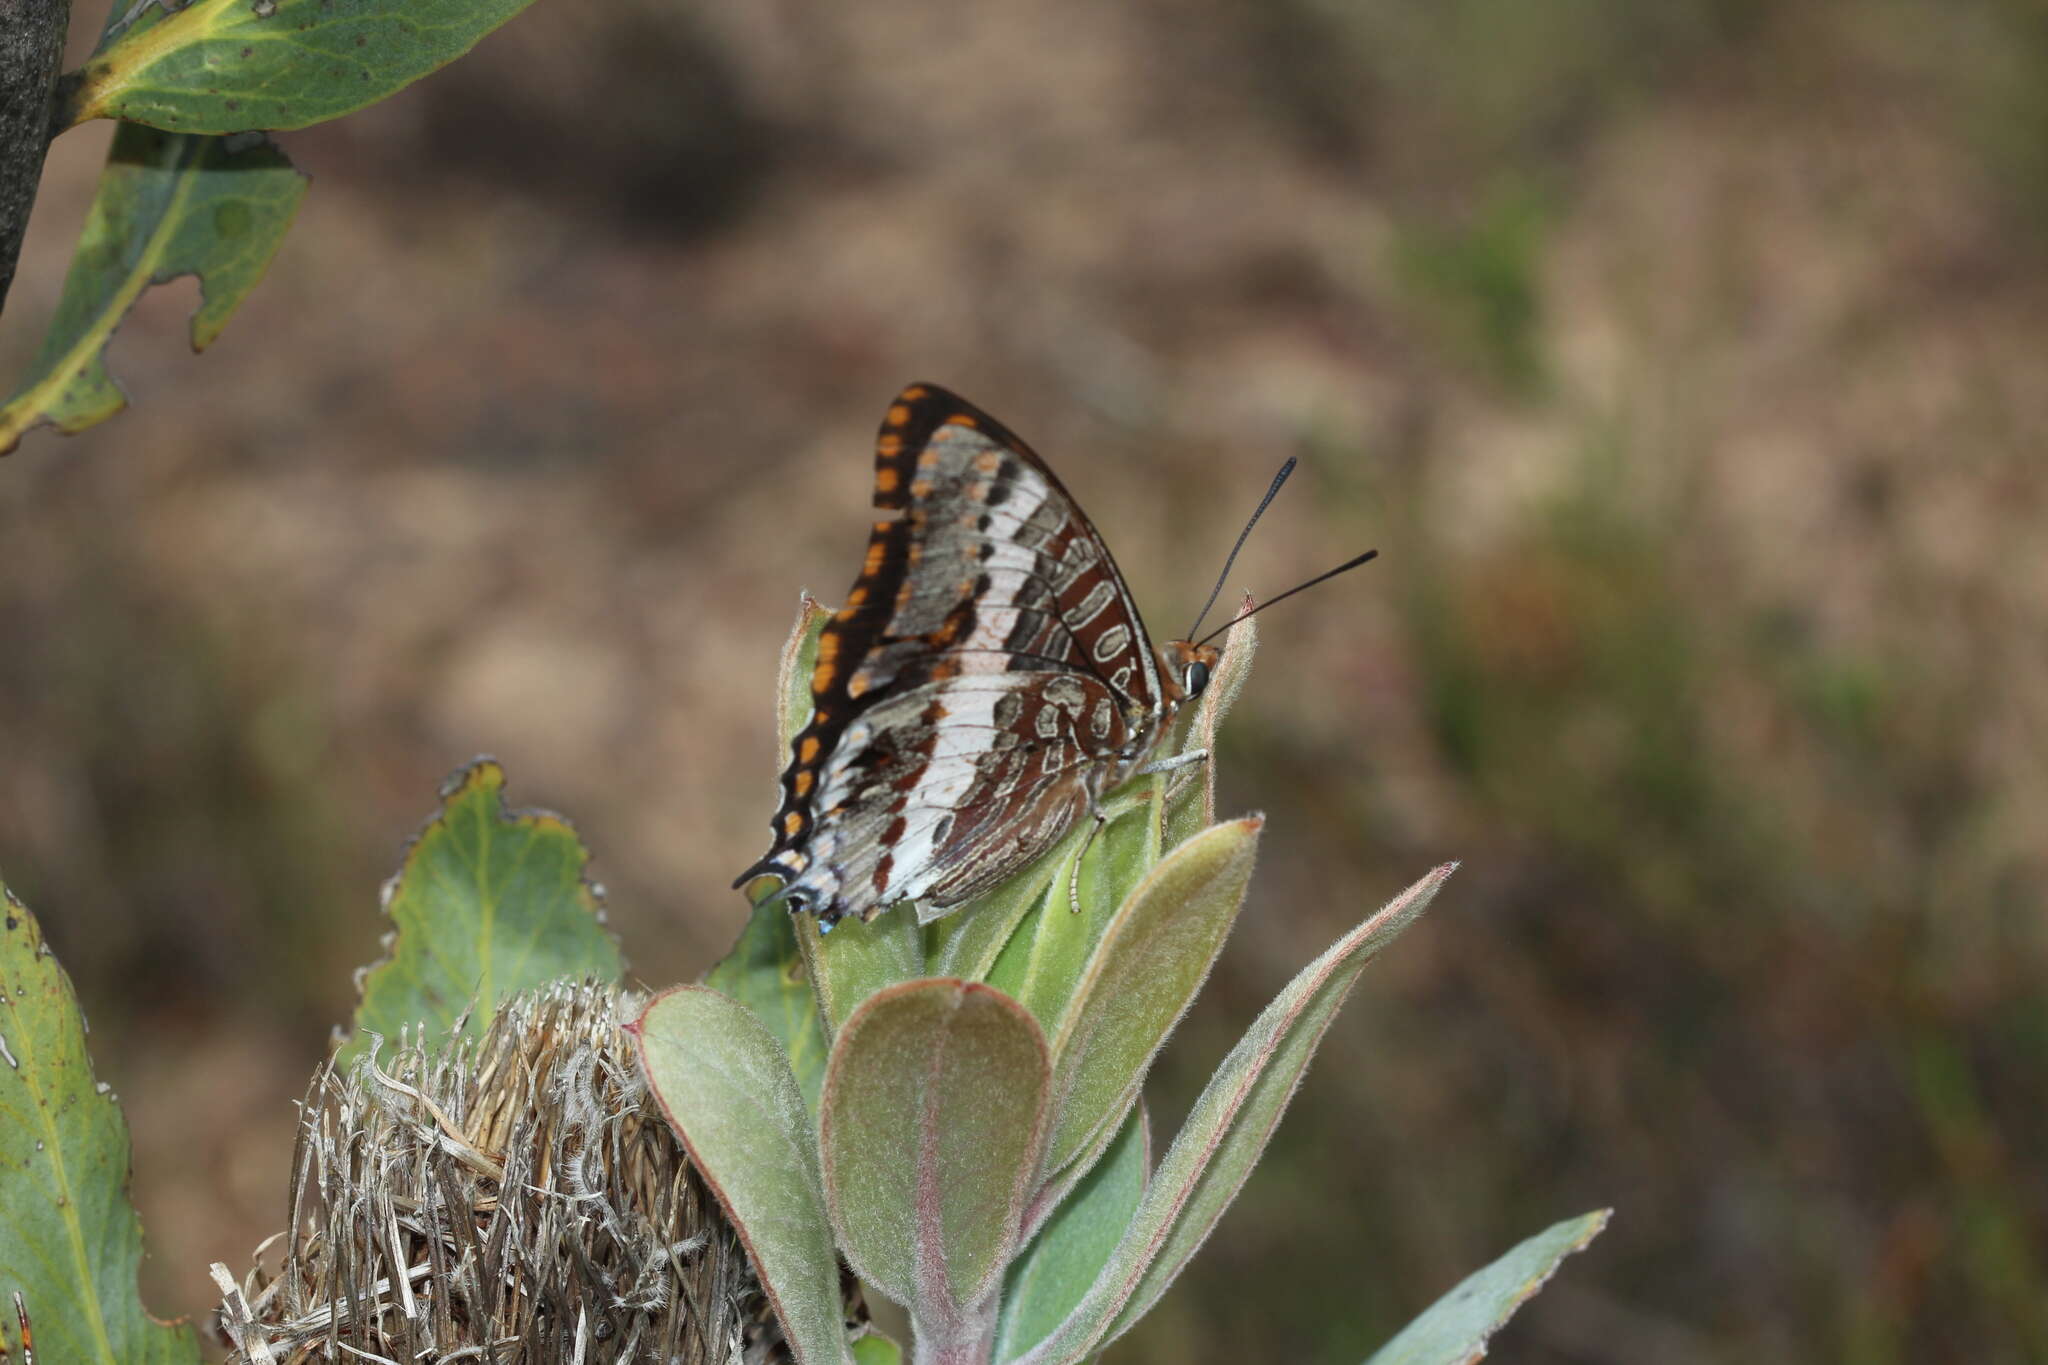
[734,383,1374,931]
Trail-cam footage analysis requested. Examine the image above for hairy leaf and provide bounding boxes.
[1017,864,1455,1365]
[64,0,545,133]
[635,987,851,1365]
[345,759,620,1063]
[1164,595,1256,849]
[995,1106,1148,1363]
[1364,1210,1610,1365]
[985,783,1158,1033]
[706,894,829,1114]
[1044,817,1259,1175]
[0,883,201,1365]
[0,124,303,453]
[820,980,1050,1317]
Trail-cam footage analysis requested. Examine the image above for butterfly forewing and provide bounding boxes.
[735,384,1177,928]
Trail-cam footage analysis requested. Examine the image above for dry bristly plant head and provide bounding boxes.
[211,979,824,1365]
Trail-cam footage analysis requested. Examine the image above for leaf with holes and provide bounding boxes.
[344,759,620,1064]
[0,124,304,453]
[64,0,546,133]
[0,881,201,1364]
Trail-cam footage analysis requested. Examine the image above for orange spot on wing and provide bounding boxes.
[902,385,929,401]
[945,413,979,428]
[911,478,935,499]
[782,811,804,835]
[800,736,821,762]
[875,466,901,493]
[887,403,911,427]
[973,450,1002,473]
[794,770,815,796]
[863,540,888,576]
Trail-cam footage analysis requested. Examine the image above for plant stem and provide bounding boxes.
[0,0,70,318]
[913,1295,1000,1365]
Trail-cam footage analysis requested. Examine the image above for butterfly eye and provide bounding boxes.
[1184,660,1210,696]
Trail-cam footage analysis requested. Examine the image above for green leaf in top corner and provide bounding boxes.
[65,0,547,134]
[0,882,202,1365]
[0,123,305,454]
[706,890,830,1115]
[344,759,621,1065]
[1364,1210,1611,1365]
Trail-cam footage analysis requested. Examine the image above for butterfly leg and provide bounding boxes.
[1139,748,1208,777]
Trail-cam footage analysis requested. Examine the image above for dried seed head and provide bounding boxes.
[213,980,845,1363]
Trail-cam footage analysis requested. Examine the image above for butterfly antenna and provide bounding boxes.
[1187,456,1299,641]
[1193,547,1379,649]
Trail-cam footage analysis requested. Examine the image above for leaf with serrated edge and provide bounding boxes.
[1365,1210,1611,1365]
[820,980,1050,1323]
[996,1105,1149,1363]
[344,759,620,1064]
[634,987,852,1365]
[0,124,304,453]
[1043,818,1259,1175]
[0,882,202,1364]
[1016,863,1455,1365]
[65,0,546,133]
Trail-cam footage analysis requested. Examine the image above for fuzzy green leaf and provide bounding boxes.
[1017,863,1455,1365]
[1164,597,1256,849]
[635,986,852,1365]
[985,783,1160,1033]
[820,980,1050,1316]
[1365,1210,1611,1365]
[851,1334,904,1365]
[64,0,544,133]
[1044,817,1260,1175]
[716,593,831,1095]
[995,1106,1148,1363]
[0,124,304,453]
[345,759,620,1064]
[0,883,201,1365]
[705,893,830,1115]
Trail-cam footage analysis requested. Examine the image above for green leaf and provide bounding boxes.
[705,894,830,1115]
[715,594,832,1095]
[0,883,201,1365]
[820,980,1050,1317]
[344,759,621,1065]
[64,0,545,133]
[635,986,852,1365]
[1043,818,1260,1175]
[1364,1210,1611,1365]
[0,123,304,453]
[995,1106,1148,1363]
[1164,597,1257,850]
[924,846,1065,984]
[851,1333,904,1365]
[800,905,925,1036]
[985,784,1160,1033]
[1016,863,1455,1365]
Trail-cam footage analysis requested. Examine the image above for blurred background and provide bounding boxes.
[4,1,2047,1360]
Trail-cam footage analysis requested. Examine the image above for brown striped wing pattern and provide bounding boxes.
[734,384,1212,930]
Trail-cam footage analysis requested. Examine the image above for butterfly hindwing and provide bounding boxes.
[736,384,1172,927]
